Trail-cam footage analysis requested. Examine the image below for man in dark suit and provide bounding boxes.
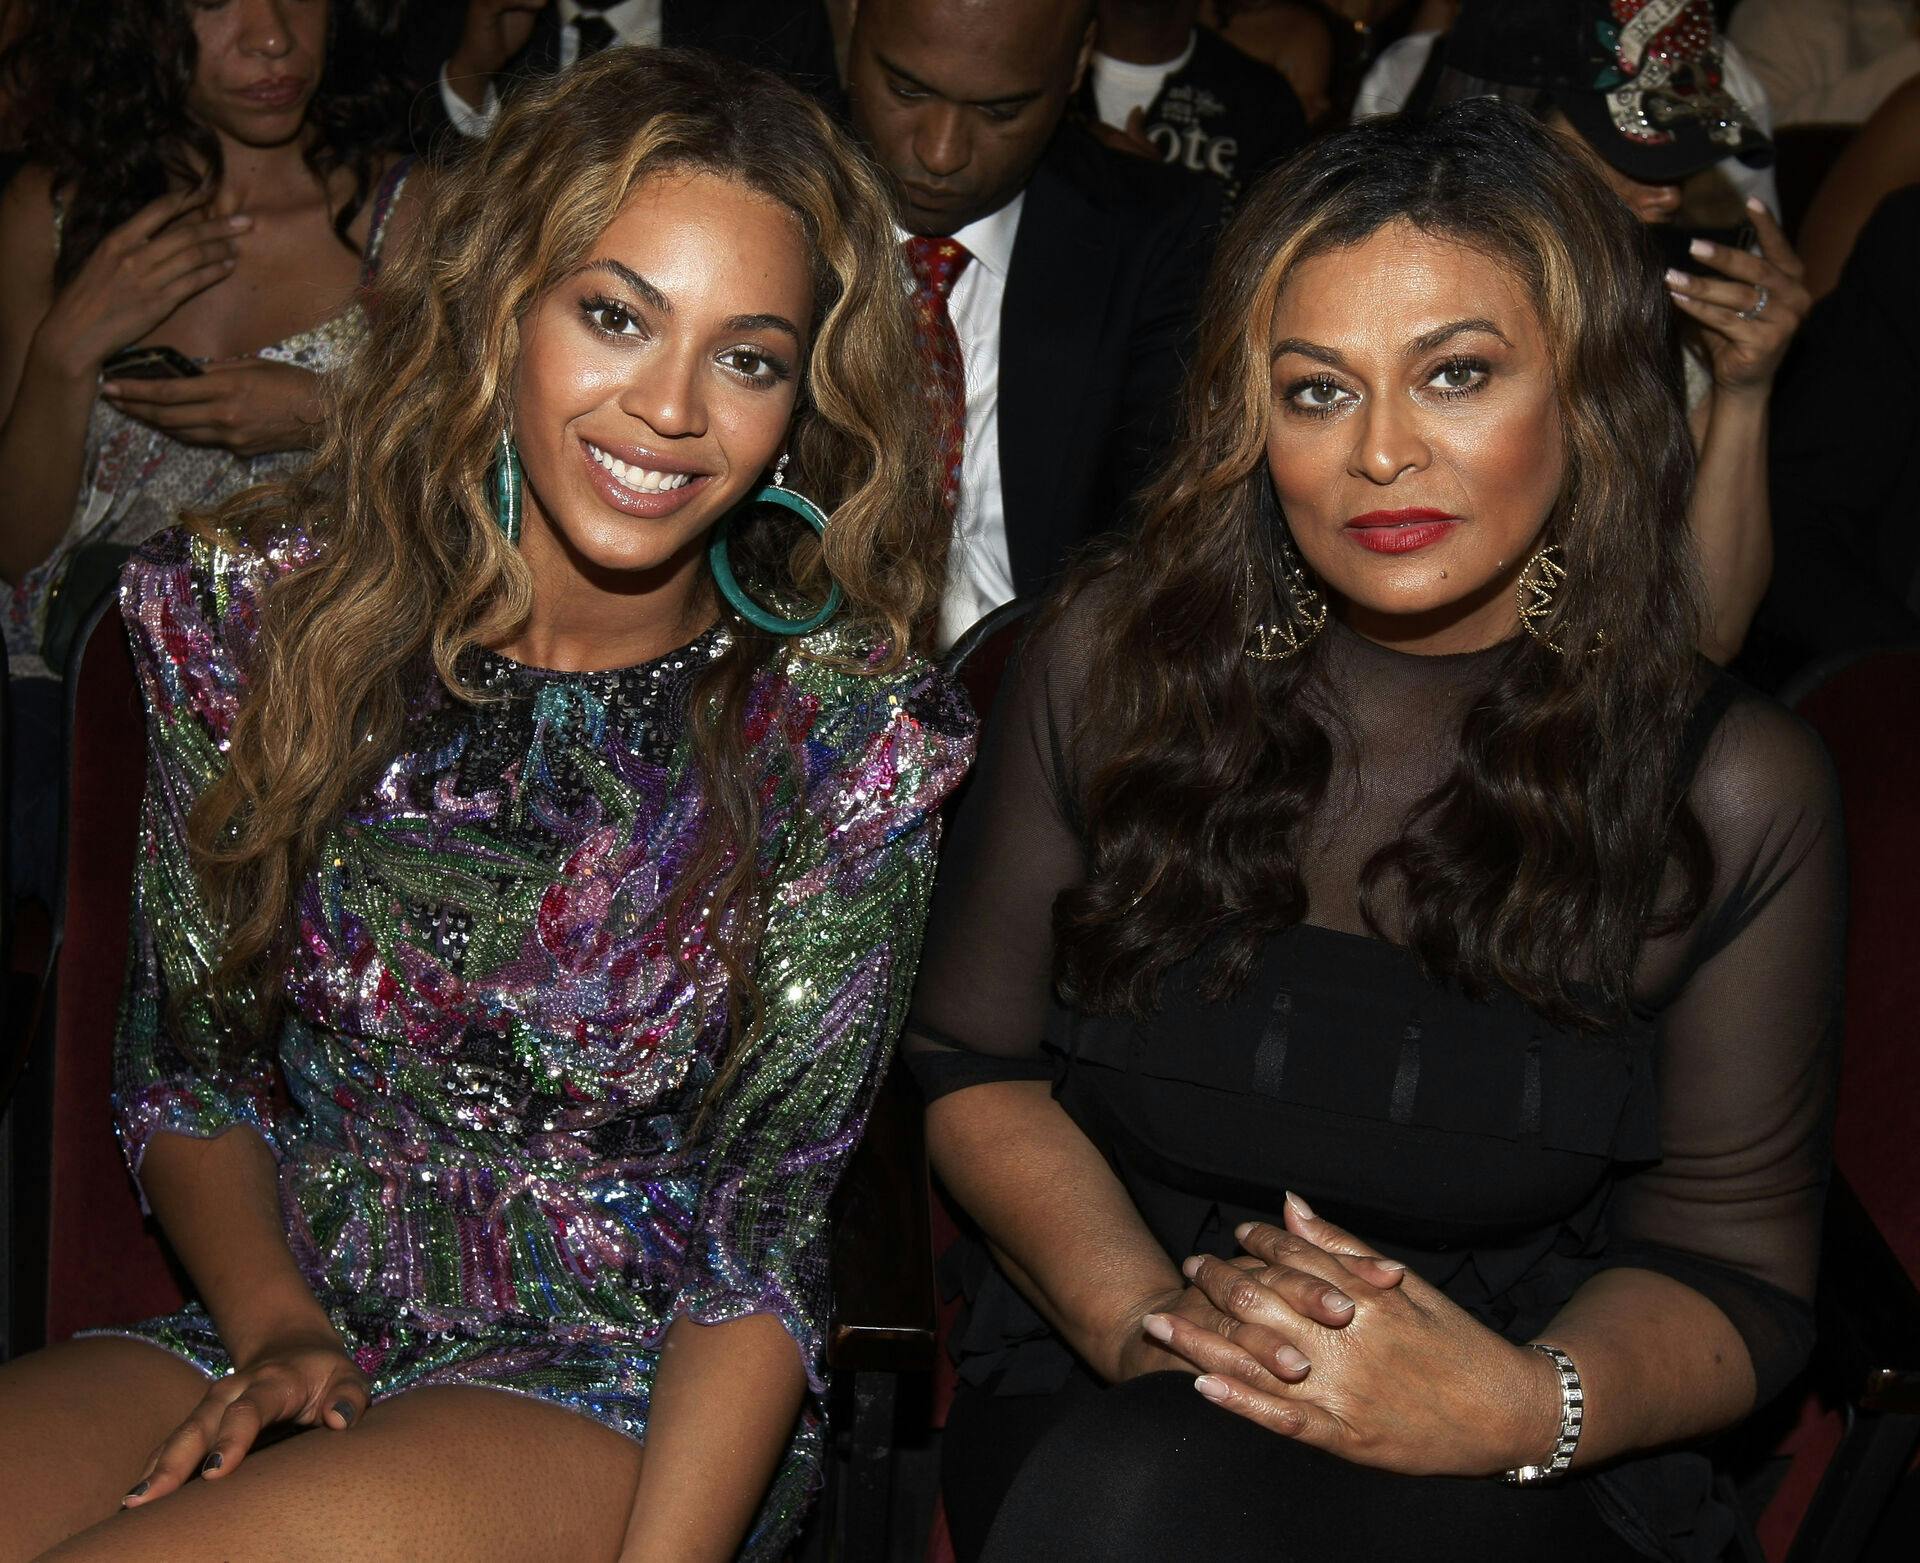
[407,1,838,151]
[846,0,1221,645]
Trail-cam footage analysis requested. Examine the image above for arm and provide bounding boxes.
[0,174,244,583]
[1798,76,1920,301]
[114,540,367,1505]
[619,669,974,1562]
[1666,200,1811,663]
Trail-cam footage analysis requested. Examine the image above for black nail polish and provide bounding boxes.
[332,1399,354,1427]
[125,1480,149,1500]
[202,1452,223,1474]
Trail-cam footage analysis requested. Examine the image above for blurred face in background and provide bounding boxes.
[185,0,328,146]
[847,0,1093,235]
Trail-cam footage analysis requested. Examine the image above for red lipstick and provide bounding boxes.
[1344,507,1461,555]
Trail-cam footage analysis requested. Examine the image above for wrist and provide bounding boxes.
[217,1283,342,1369]
[1496,1340,1573,1475]
[27,323,104,386]
[1102,1281,1186,1381]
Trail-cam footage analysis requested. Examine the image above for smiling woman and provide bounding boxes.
[908,98,1841,1563]
[0,46,973,1563]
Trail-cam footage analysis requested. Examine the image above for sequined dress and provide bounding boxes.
[91,527,975,1556]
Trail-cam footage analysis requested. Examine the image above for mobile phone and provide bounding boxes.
[102,344,203,380]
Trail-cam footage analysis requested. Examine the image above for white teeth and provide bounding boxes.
[584,442,693,494]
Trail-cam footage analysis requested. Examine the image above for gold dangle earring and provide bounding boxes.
[1244,523,1327,662]
[1515,504,1602,656]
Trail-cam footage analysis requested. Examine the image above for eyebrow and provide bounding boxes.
[572,260,802,344]
[876,53,1043,110]
[1270,317,1514,367]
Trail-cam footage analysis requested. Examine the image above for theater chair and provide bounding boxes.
[7,591,1044,1561]
[1733,647,1920,1562]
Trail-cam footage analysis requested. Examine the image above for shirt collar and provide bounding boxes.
[558,0,659,35]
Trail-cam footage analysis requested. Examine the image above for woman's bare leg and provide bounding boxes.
[0,1337,211,1561]
[36,1384,646,1563]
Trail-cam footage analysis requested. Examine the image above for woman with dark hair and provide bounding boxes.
[911,97,1840,1562]
[0,0,417,901]
[0,47,971,1562]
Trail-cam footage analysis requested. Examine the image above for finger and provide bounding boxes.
[102,374,225,406]
[1664,269,1756,311]
[1182,1253,1319,1341]
[144,231,243,287]
[157,255,240,310]
[1227,1223,1358,1305]
[123,185,212,244]
[1275,1194,1409,1290]
[1666,288,1761,336]
[124,1398,226,1505]
[1683,235,1776,287]
[1192,1371,1346,1446]
[320,1366,370,1431]
[1150,1309,1312,1386]
[1743,196,1803,276]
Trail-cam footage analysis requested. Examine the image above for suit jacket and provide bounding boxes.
[405,0,838,155]
[997,125,1222,598]
[1752,184,1920,676]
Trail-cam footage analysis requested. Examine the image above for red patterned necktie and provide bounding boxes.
[903,235,973,518]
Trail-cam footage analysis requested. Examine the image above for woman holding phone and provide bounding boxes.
[0,0,417,902]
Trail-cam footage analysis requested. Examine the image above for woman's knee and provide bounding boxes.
[981,1372,1303,1562]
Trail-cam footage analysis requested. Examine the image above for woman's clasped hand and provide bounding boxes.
[1144,1197,1563,1478]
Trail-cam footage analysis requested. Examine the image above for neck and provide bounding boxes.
[500,524,718,673]
[1097,2,1198,64]
[198,123,324,214]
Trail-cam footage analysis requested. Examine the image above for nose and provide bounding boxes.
[618,341,709,442]
[1348,392,1431,486]
[913,103,972,181]
[238,0,295,57]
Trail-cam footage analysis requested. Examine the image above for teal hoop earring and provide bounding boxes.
[491,429,522,546]
[708,458,844,636]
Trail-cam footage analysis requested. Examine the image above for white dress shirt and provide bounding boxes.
[900,195,1025,651]
[441,0,665,137]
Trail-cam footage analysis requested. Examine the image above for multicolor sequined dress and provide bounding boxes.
[92,527,975,1556]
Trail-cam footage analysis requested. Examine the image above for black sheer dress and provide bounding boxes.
[907,591,1843,1562]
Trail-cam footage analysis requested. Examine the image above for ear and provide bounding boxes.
[1069,16,1095,95]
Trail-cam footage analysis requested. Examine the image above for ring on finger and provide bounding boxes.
[1737,283,1770,321]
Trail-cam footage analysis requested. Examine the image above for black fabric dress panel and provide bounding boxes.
[907,584,1844,1562]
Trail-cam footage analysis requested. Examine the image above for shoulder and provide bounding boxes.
[1033,121,1219,229]
[1686,670,1841,858]
[761,632,979,825]
[119,521,312,737]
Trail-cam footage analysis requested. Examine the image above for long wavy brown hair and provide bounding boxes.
[188,48,942,1084]
[1054,97,1711,1029]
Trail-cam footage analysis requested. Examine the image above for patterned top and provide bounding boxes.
[106,525,975,1555]
[6,162,411,680]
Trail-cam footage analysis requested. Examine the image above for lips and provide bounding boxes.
[1344,507,1461,556]
[578,438,711,519]
[236,76,308,110]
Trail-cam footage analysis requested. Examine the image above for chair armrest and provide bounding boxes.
[1815,1170,1920,1413]
[827,1062,936,1374]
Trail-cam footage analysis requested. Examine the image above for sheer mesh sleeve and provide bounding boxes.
[1611,691,1845,1404]
[905,599,1097,1100]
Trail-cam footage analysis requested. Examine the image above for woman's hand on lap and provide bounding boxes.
[103,359,327,457]
[1152,1198,1564,1477]
[121,1327,369,1508]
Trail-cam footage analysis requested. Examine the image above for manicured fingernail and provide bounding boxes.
[1325,1289,1354,1313]
[1747,195,1766,213]
[123,1480,149,1502]
[1285,1190,1315,1221]
[1688,238,1713,259]
[1234,1220,1256,1241]
[201,1452,222,1474]
[1181,1254,1202,1279]
[1279,1346,1312,1375]
[1664,267,1689,288]
[332,1399,355,1427]
[228,215,252,228]
[1373,1256,1407,1272]
[1194,1374,1231,1401]
[1143,1313,1174,1343]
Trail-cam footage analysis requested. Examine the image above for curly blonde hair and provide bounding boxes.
[188,48,942,1072]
